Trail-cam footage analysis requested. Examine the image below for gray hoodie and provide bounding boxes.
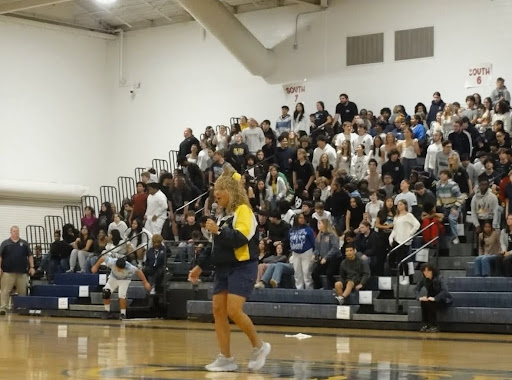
[491,85,511,105]
[470,188,499,228]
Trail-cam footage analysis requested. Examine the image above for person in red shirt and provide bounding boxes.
[130,182,148,224]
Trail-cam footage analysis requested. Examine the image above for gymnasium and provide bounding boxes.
[1,0,512,378]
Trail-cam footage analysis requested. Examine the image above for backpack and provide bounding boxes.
[421,217,444,246]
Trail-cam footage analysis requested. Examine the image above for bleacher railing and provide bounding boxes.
[230,117,240,128]
[81,195,99,217]
[63,205,81,228]
[152,159,169,176]
[26,225,47,252]
[100,185,120,213]
[169,150,179,173]
[134,167,145,183]
[43,216,63,245]
[118,176,136,205]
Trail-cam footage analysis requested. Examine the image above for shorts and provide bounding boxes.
[339,279,361,288]
[213,260,258,299]
[104,277,131,299]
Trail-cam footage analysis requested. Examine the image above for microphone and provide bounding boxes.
[210,202,218,222]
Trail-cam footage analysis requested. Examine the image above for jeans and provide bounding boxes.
[332,215,345,234]
[85,256,100,273]
[261,262,294,287]
[421,300,442,327]
[48,258,70,281]
[402,157,417,179]
[443,207,459,239]
[291,249,314,289]
[70,249,90,272]
[311,257,342,289]
[473,254,499,277]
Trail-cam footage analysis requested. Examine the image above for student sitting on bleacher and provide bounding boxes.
[254,243,293,289]
[500,214,512,276]
[415,263,452,333]
[143,234,166,295]
[47,230,72,281]
[68,225,94,273]
[84,229,107,273]
[474,221,501,277]
[334,244,370,305]
[104,230,126,259]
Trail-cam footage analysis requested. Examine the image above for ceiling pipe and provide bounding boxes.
[175,0,275,78]
[116,29,127,86]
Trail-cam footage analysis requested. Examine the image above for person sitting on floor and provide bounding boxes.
[334,244,370,305]
[92,257,151,320]
[143,234,166,295]
[254,243,293,289]
[415,263,452,333]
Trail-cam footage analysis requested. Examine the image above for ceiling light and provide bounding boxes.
[95,0,117,5]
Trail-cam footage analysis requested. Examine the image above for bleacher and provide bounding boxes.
[185,222,512,333]
[14,272,152,318]
[10,122,512,333]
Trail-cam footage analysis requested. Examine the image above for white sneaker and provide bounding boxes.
[452,237,460,245]
[248,341,271,371]
[205,354,238,372]
[334,295,345,305]
[254,281,265,289]
[149,287,156,295]
[399,276,410,286]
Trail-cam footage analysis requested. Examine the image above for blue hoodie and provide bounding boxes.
[289,225,316,253]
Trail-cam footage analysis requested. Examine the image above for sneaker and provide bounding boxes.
[205,354,238,372]
[420,325,429,332]
[399,276,410,286]
[254,281,265,289]
[0,310,6,316]
[119,313,126,320]
[427,326,439,333]
[248,341,271,371]
[452,237,460,245]
[101,311,113,320]
[269,279,278,288]
[150,287,156,295]
[65,269,74,273]
[335,295,345,305]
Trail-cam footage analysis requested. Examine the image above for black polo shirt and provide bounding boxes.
[0,238,32,274]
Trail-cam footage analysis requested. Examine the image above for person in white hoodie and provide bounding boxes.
[266,164,287,209]
[242,118,265,154]
[471,177,500,232]
[312,135,337,170]
[424,130,443,177]
[144,183,168,235]
[107,213,128,238]
[389,199,420,285]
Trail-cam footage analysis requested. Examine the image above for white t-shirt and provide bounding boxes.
[394,191,417,212]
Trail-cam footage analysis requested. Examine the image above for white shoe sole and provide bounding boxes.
[248,342,271,371]
[205,363,238,372]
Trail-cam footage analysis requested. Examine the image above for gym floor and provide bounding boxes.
[1,316,509,379]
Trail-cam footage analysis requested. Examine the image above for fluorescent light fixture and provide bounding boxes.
[95,0,116,5]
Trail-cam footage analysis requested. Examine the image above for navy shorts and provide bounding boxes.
[212,260,258,299]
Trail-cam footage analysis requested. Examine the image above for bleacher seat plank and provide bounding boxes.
[187,300,360,319]
[13,296,77,310]
[408,306,512,324]
[446,277,512,292]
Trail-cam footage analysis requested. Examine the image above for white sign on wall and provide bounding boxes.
[283,81,307,104]
[465,63,493,88]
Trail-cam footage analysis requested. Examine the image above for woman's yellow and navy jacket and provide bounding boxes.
[199,204,258,267]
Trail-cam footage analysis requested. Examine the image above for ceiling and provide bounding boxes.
[0,0,322,33]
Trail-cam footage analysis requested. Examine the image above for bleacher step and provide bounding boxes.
[69,304,106,312]
[408,306,512,324]
[352,314,408,322]
[188,300,360,320]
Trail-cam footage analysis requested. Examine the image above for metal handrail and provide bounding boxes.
[99,231,150,259]
[386,221,435,262]
[175,190,211,212]
[394,235,439,314]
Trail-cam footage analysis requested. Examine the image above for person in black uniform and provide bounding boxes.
[188,165,271,373]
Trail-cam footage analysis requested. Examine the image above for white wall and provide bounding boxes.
[107,0,512,179]
[0,17,113,194]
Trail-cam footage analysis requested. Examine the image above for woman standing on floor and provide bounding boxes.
[188,167,271,373]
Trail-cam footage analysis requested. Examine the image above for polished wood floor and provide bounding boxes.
[0,316,509,379]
